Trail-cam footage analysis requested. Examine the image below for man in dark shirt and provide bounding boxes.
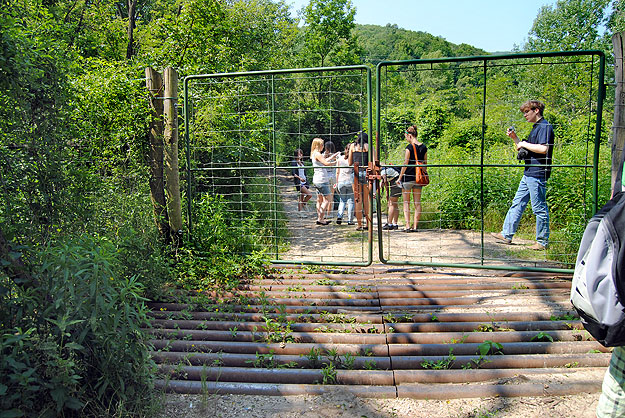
[491,100,555,250]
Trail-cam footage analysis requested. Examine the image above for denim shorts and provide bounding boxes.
[357,170,367,184]
[314,182,331,195]
[401,181,422,191]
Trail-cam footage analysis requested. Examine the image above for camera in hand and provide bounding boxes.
[517,147,529,160]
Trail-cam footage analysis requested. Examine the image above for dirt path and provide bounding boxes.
[278,170,560,269]
[161,390,600,417]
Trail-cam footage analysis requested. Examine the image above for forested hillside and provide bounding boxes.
[354,23,486,63]
[1,0,624,416]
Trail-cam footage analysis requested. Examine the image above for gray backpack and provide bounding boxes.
[570,162,625,347]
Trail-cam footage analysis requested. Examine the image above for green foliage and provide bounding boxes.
[299,0,358,67]
[525,0,612,52]
[1,236,156,417]
[417,102,451,148]
[531,332,555,343]
[477,340,504,356]
[421,348,456,370]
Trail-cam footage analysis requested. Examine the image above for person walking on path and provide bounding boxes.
[490,100,555,250]
[397,125,427,233]
[324,141,337,219]
[349,132,370,231]
[380,166,401,230]
[335,146,355,225]
[310,137,339,225]
[291,148,312,216]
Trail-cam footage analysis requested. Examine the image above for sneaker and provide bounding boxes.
[347,221,355,225]
[490,232,512,245]
[529,242,547,251]
[336,218,342,225]
[382,223,392,230]
[392,224,399,230]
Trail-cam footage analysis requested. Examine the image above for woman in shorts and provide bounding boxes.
[310,138,338,225]
[396,125,427,232]
[348,132,370,231]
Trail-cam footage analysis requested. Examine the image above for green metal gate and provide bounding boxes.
[183,66,373,266]
[374,50,606,273]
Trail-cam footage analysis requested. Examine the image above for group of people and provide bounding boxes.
[291,99,555,252]
[292,127,429,233]
[292,133,371,230]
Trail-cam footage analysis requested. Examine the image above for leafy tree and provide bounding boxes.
[525,0,612,51]
[298,0,359,67]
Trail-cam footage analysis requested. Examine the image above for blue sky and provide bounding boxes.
[287,0,560,52]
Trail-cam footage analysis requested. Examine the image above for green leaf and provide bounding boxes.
[0,409,25,418]
[64,342,84,351]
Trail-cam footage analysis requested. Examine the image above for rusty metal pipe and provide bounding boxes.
[150,329,388,344]
[159,365,394,385]
[386,330,589,344]
[385,321,582,333]
[391,353,610,369]
[150,340,389,356]
[393,367,607,384]
[387,341,608,356]
[151,351,392,369]
[150,320,385,332]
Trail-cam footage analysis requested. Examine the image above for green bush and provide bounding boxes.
[173,194,268,292]
[1,235,157,417]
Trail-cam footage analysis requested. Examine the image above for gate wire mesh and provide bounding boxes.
[183,66,373,265]
[375,51,605,272]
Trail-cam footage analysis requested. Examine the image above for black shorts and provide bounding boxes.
[296,182,310,192]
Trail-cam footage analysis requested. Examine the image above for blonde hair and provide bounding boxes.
[311,138,324,154]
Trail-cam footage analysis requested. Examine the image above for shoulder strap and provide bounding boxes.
[411,143,418,164]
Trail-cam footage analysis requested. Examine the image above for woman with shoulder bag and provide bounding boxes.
[396,125,428,232]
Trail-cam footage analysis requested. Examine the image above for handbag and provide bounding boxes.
[412,143,429,186]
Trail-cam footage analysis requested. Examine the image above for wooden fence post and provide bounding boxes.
[163,66,183,245]
[613,32,625,192]
[145,67,170,241]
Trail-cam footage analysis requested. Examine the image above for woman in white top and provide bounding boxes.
[324,141,337,219]
[310,137,338,225]
[335,146,354,225]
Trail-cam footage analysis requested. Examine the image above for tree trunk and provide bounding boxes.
[126,0,137,59]
[163,67,183,246]
[613,32,625,193]
[145,67,170,241]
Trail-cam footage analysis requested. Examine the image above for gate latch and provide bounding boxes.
[366,161,381,186]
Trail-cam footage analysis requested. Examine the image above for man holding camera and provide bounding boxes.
[491,100,555,250]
